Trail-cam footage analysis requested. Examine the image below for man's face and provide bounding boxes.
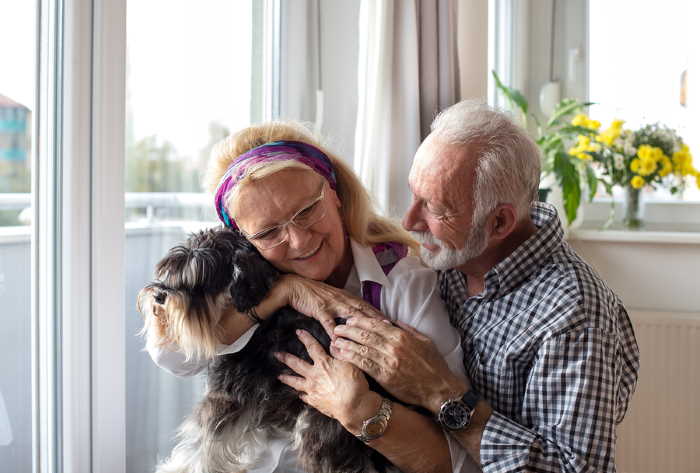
[403,135,490,270]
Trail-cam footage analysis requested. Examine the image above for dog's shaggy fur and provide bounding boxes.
[138,227,397,473]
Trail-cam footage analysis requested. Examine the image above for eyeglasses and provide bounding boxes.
[239,184,328,250]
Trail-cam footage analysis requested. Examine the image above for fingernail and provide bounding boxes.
[346,317,355,326]
[296,329,304,337]
[382,319,392,324]
[273,352,282,360]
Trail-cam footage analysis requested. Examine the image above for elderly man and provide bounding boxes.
[326,101,640,471]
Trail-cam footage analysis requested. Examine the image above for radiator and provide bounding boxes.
[616,310,700,473]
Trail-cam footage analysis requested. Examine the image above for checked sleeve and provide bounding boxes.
[480,327,618,473]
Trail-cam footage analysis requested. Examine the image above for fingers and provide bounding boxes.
[295,329,329,361]
[278,373,306,391]
[335,314,399,341]
[274,351,312,377]
[332,338,383,370]
[332,343,383,379]
[333,323,386,348]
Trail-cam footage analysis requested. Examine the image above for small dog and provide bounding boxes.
[137,227,397,473]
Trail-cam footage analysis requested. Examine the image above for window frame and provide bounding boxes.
[32,1,279,472]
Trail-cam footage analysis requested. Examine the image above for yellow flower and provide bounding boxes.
[637,145,660,162]
[658,157,673,177]
[596,120,624,146]
[630,158,641,173]
[571,114,601,130]
[611,119,625,129]
[638,158,657,176]
[571,114,588,127]
[672,144,695,176]
[630,175,645,189]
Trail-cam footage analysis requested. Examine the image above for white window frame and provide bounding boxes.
[33,1,278,472]
[37,0,127,472]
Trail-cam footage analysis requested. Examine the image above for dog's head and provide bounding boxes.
[137,227,280,360]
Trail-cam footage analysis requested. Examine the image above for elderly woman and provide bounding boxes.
[147,122,472,473]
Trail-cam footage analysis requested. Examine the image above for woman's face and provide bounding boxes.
[231,168,348,282]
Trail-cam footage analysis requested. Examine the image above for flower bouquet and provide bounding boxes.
[568,117,699,228]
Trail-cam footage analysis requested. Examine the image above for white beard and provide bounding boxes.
[411,224,488,271]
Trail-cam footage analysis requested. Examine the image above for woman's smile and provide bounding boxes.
[293,240,324,260]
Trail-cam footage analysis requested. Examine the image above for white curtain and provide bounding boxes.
[354,0,460,218]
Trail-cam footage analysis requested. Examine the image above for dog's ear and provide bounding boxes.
[229,248,280,312]
[136,283,172,349]
[164,290,221,361]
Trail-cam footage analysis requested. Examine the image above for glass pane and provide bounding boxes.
[589,0,699,199]
[124,1,259,470]
[0,1,36,471]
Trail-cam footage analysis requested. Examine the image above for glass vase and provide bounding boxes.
[623,187,644,229]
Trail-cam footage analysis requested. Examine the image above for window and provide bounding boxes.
[0,2,36,472]
[124,1,265,470]
[589,0,699,200]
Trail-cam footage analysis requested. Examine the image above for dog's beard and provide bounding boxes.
[138,285,228,362]
[411,222,489,270]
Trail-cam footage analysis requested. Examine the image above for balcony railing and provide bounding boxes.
[0,192,213,472]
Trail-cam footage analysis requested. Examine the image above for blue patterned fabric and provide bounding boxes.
[439,202,640,472]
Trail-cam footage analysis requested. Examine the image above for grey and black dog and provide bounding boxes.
[137,227,396,473]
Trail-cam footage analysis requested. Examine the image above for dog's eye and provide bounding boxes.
[154,292,167,304]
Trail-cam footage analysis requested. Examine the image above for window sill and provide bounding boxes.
[569,198,700,244]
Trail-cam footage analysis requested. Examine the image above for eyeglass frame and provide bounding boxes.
[237,182,328,249]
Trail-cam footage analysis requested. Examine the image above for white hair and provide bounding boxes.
[430,100,541,223]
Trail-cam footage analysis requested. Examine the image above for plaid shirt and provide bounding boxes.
[439,202,639,473]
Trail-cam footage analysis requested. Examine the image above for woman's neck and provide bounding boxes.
[325,240,354,288]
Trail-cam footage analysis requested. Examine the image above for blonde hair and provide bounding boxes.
[205,122,416,251]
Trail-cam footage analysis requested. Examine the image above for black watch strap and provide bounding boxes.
[461,389,481,411]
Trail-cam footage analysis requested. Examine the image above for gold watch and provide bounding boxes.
[356,397,392,443]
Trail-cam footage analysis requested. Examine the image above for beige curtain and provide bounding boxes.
[354,0,460,217]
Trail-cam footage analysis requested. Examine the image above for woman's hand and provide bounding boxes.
[273,274,385,338]
[276,329,381,432]
[332,315,468,413]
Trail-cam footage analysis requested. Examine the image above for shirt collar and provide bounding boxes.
[483,202,564,298]
[349,238,390,287]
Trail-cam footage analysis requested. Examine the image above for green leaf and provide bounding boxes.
[584,164,598,201]
[546,99,590,127]
[558,125,598,136]
[492,70,528,115]
[553,151,582,225]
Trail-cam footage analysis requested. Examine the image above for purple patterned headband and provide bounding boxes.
[214,140,337,229]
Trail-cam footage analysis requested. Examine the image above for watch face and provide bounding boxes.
[365,420,384,437]
[442,401,472,430]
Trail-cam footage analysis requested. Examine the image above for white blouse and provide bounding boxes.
[147,239,475,472]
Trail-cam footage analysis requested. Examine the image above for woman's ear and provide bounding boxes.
[328,187,342,209]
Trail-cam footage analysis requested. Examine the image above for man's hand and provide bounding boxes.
[331,314,469,412]
[274,274,386,337]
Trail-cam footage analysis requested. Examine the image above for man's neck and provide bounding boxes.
[458,217,538,297]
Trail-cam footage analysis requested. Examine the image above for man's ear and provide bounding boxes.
[486,203,518,241]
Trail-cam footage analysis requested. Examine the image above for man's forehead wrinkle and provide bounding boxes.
[422,140,473,210]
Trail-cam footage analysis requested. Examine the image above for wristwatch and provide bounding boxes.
[356,397,393,443]
[437,389,481,431]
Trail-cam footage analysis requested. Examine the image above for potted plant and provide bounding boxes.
[492,71,596,225]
